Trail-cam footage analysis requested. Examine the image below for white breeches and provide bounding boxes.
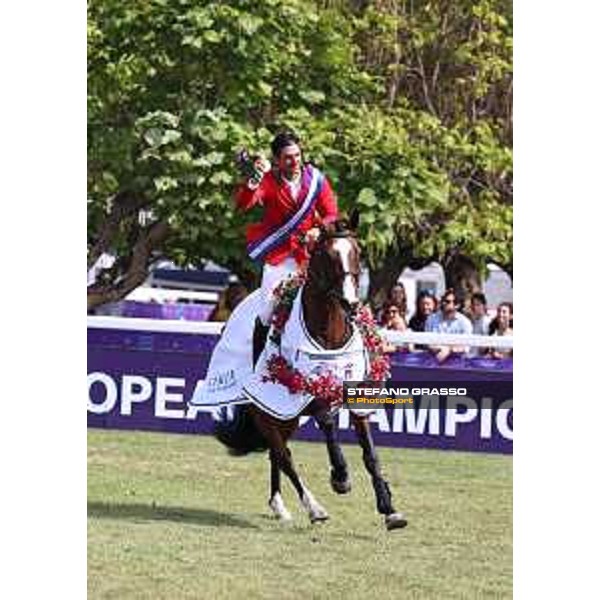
[257,258,300,324]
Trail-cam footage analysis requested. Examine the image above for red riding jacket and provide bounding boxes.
[235,167,338,266]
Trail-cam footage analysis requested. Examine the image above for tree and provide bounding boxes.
[87,0,371,310]
[88,0,512,311]
[348,0,512,305]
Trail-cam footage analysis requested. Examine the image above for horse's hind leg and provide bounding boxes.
[352,414,407,531]
[268,449,292,521]
[314,410,351,494]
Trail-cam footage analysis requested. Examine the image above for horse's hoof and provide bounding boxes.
[310,510,330,524]
[330,475,352,495]
[301,491,329,523]
[273,511,293,522]
[385,512,408,531]
[269,494,292,521]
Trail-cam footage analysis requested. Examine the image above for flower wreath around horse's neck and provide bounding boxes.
[262,272,391,407]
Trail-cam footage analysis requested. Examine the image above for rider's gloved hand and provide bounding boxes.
[247,157,270,190]
[304,227,321,251]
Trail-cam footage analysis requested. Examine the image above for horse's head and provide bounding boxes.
[307,210,361,315]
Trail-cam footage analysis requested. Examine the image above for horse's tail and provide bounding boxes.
[213,404,269,456]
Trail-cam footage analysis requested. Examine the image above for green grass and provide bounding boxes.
[88,429,512,599]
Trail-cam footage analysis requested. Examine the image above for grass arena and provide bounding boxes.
[88,429,512,599]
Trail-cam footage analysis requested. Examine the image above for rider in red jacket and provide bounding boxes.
[235,148,338,266]
[235,131,339,362]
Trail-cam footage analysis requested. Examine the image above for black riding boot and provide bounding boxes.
[252,318,270,367]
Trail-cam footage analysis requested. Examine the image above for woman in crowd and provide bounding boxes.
[387,283,408,321]
[380,300,409,353]
[408,290,437,332]
[487,301,513,358]
[381,300,407,331]
[407,290,438,351]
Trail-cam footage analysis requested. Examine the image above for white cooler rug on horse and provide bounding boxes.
[190,287,374,420]
[190,290,261,408]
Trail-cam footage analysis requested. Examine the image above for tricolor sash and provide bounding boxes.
[247,166,324,262]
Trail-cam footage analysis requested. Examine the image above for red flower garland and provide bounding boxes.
[262,275,390,407]
[263,355,343,406]
[269,271,307,345]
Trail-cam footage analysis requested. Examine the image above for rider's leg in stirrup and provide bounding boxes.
[253,258,299,366]
[252,318,270,367]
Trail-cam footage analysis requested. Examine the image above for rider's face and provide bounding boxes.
[277,144,302,179]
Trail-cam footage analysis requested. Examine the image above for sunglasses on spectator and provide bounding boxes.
[441,298,455,304]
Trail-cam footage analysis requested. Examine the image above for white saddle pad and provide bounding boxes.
[189,290,260,408]
[190,287,374,419]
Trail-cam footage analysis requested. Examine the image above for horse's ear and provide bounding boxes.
[349,208,360,231]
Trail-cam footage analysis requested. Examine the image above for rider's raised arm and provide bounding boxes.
[235,180,265,211]
[316,176,339,225]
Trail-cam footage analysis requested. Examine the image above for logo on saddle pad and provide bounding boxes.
[308,361,355,380]
[207,369,236,392]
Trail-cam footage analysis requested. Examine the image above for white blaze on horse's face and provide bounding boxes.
[332,237,359,305]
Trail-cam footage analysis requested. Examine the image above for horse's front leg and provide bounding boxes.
[351,413,407,530]
[314,409,352,494]
[268,449,292,521]
[251,408,329,524]
[274,444,329,524]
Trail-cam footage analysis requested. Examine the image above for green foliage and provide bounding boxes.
[88,0,512,291]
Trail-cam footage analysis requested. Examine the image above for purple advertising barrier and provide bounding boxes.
[87,326,512,454]
[121,301,214,321]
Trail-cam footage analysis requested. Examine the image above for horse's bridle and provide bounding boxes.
[308,231,361,319]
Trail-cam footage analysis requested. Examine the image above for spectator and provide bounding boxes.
[425,289,473,362]
[388,284,408,320]
[380,300,409,352]
[468,292,492,356]
[208,283,249,322]
[380,301,409,353]
[487,302,513,358]
[381,300,407,331]
[469,292,492,335]
[377,283,408,324]
[408,290,437,332]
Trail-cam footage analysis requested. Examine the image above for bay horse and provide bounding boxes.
[214,214,407,530]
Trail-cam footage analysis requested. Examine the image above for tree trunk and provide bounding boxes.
[366,242,434,312]
[367,251,404,312]
[87,190,148,270]
[87,221,170,312]
[441,252,482,308]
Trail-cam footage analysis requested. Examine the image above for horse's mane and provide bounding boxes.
[319,218,356,241]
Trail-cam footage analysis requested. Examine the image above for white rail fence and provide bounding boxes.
[88,316,513,350]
